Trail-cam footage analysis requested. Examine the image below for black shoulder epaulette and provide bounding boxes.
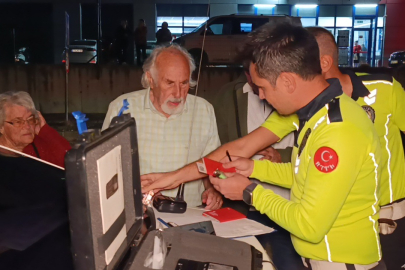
[358,73,393,83]
[328,98,343,123]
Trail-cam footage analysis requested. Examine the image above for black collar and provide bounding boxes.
[296,78,343,122]
[339,68,370,101]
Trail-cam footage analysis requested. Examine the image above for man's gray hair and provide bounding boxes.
[0,91,38,130]
[141,44,197,89]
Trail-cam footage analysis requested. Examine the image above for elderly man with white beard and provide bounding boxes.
[102,45,223,209]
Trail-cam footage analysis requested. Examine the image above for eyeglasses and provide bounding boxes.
[4,116,38,128]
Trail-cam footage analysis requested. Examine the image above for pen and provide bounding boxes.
[226,150,232,162]
[157,218,172,228]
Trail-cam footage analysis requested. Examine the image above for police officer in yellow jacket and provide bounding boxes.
[260,27,405,269]
[210,24,386,269]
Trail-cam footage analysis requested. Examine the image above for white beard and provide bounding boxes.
[161,98,185,115]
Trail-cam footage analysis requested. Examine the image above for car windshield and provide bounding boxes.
[71,40,96,46]
[191,22,207,33]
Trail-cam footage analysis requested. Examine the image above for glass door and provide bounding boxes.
[375,28,384,67]
[353,18,373,67]
[353,29,371,66]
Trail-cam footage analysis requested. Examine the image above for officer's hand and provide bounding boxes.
[210,172,251,200]
[222,158,254,177]
[202,187,223,210]
[141,171,180,193]
[256,147,282,163]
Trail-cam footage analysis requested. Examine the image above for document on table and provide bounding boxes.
[154,207,274,238]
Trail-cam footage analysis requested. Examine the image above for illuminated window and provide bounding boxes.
[354,19,372,28]
[157,17,182,27]
[318,17,335,27]
[301,18,316,27]
[336,17,353,27]
[156,16,209,36]
[378,17,384,27]
[184,17,208,27]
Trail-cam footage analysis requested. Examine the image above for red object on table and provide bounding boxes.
[203,207,246,223]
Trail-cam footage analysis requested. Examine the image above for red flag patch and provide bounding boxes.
[314,147,338,173]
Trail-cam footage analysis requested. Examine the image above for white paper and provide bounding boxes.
[214,219,274,238]
[105,226,126,264]
[154,208,274,238]
[96,146,126,264]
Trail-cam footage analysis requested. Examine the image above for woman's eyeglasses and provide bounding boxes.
[4,116,39,128]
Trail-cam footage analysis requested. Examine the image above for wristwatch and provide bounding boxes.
[243,183,258,206]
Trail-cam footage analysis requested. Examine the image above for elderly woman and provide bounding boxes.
[0,91,73,270]
[0,91,71,167]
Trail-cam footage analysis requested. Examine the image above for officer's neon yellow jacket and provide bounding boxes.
[252,80,382,264]
[262,73,405,206]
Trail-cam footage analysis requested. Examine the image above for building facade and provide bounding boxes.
[156,3,385,66]
[0,0,403,66]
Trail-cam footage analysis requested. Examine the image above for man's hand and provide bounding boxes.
[256,147,282,163]
[210,173,251,200]
[201,187,223,210]
[222,157,254,177]
[35,111,46,135]
[141,172,180,193]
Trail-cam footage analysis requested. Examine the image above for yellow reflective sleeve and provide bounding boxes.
[250,160,294,189]
[391,78,405,131]
[261,112,299,141]
[253,121,376,243]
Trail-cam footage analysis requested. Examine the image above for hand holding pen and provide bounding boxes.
[222,153,254,178]
[226,150,232,162]
[213,151,233,179]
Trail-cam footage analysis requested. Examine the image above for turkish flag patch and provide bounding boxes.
[314,147,339,173]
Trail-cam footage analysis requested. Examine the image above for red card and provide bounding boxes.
[203,207,246,223]
[202,158,236,176]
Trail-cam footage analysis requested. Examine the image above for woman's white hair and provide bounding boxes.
[141,44,197,89]
[0,91,38,130]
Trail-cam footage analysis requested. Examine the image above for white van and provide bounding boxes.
[173,15,302,65]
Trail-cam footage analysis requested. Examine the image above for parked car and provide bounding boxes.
[14,47,30,64]
[172,15,302,65]
[389,50,405,67]
[62,39,97,64]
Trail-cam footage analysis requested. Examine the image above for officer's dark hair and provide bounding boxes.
[237,41,254,73]
[242,59,250,73]
[238,18,301,75]
[246,23,322,86]
[306,26,339,66]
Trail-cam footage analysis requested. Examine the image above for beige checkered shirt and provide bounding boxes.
[102,89,220,207]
